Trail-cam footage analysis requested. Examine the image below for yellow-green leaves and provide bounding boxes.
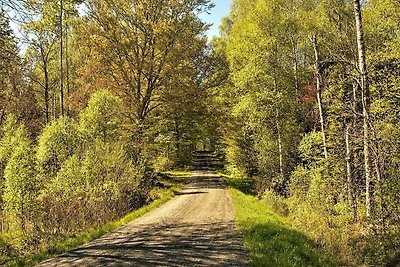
[37,116,80,175]
[3,124,39,233]
[79,90,123,143]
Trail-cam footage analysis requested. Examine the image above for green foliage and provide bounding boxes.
[225,126,258,178]
[36,139,146,239]
[0,115,19,173]
[79,90,123,143]
[289,166,311,200]
[36,117,79,175]
[49,155,83,197]
[0,115,20,209]
[153,155,175,173]
[298,132,325,164]
[214,0,400,265]
[81,141,140,187]
[3,125,39,234]
[2,0,400,265]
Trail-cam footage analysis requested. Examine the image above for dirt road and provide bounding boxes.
[37,170,249,266]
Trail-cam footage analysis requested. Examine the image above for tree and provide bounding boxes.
[0,114,19,231]
[220,0,305,194]
[3,124,38,235]
[0,8,37,128]
[24,25,58,124]
[353,0,373,217]
[19,0,81,123]
[36,116,79,176]
[79,90,123,143]
[76,0,211,135]
[0,9,17,123]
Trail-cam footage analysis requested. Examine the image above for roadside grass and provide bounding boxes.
[220,173,254,194]
[222,174,336,267]
[10,171,189,267]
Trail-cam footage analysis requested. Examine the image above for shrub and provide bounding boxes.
[298,131,325,164]
[289,165,311,200]
[3,125,39,235]
[0,114,20,215]
[79,90,123,143]
[38,155,86,236]
[81,140,144,222]
[36,117,80,175]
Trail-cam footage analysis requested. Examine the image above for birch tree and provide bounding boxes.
[353,0,373,217]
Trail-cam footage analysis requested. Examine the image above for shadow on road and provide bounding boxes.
[52,221,247,266]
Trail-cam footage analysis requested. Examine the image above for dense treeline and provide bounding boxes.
[0,0,212,262]
[210,0,400,265]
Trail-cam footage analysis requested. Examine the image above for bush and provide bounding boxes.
[81,140,144,222]
[0,115,20,216]
[153,155,175,173]
[262,189,289,216]
[79,90,123,143]
[3,125,39,236]
[289,165,311,200]
[36,117,80,176]
[38,155,86,236]
[37,141,145,239]
[298,131,325,164]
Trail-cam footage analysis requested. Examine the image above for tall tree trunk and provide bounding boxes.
[174,116,181,164]
[39,45,50,123]
[53,89,56,119]
[44,64,50,124]
[273,76,284,179]
[291,37,299,96]
[374,137,383,222]
[59,0,64,117]
[346,123,358,222]
[276,109,284,178]
[311,35,328,158]
[65,19,70,116]
[353,0,373,217]
[0,109,5,125]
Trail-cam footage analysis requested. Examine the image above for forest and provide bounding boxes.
[0,0,399,266]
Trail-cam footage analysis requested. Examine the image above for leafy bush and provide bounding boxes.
[3,125,39,235]
[79,90,123,143]
[289,165,311,200]
[298,131,325,164]
[37,141,145,240]
[81,140,144,222]
[36,117,80,175]
[0,115,20,215]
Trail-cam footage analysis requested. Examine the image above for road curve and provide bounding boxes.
[37,170,249,266]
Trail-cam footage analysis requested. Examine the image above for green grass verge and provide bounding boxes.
[223,175,335,267]
[10,171,189,267]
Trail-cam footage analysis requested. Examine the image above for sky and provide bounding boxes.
[199,0,232,40]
